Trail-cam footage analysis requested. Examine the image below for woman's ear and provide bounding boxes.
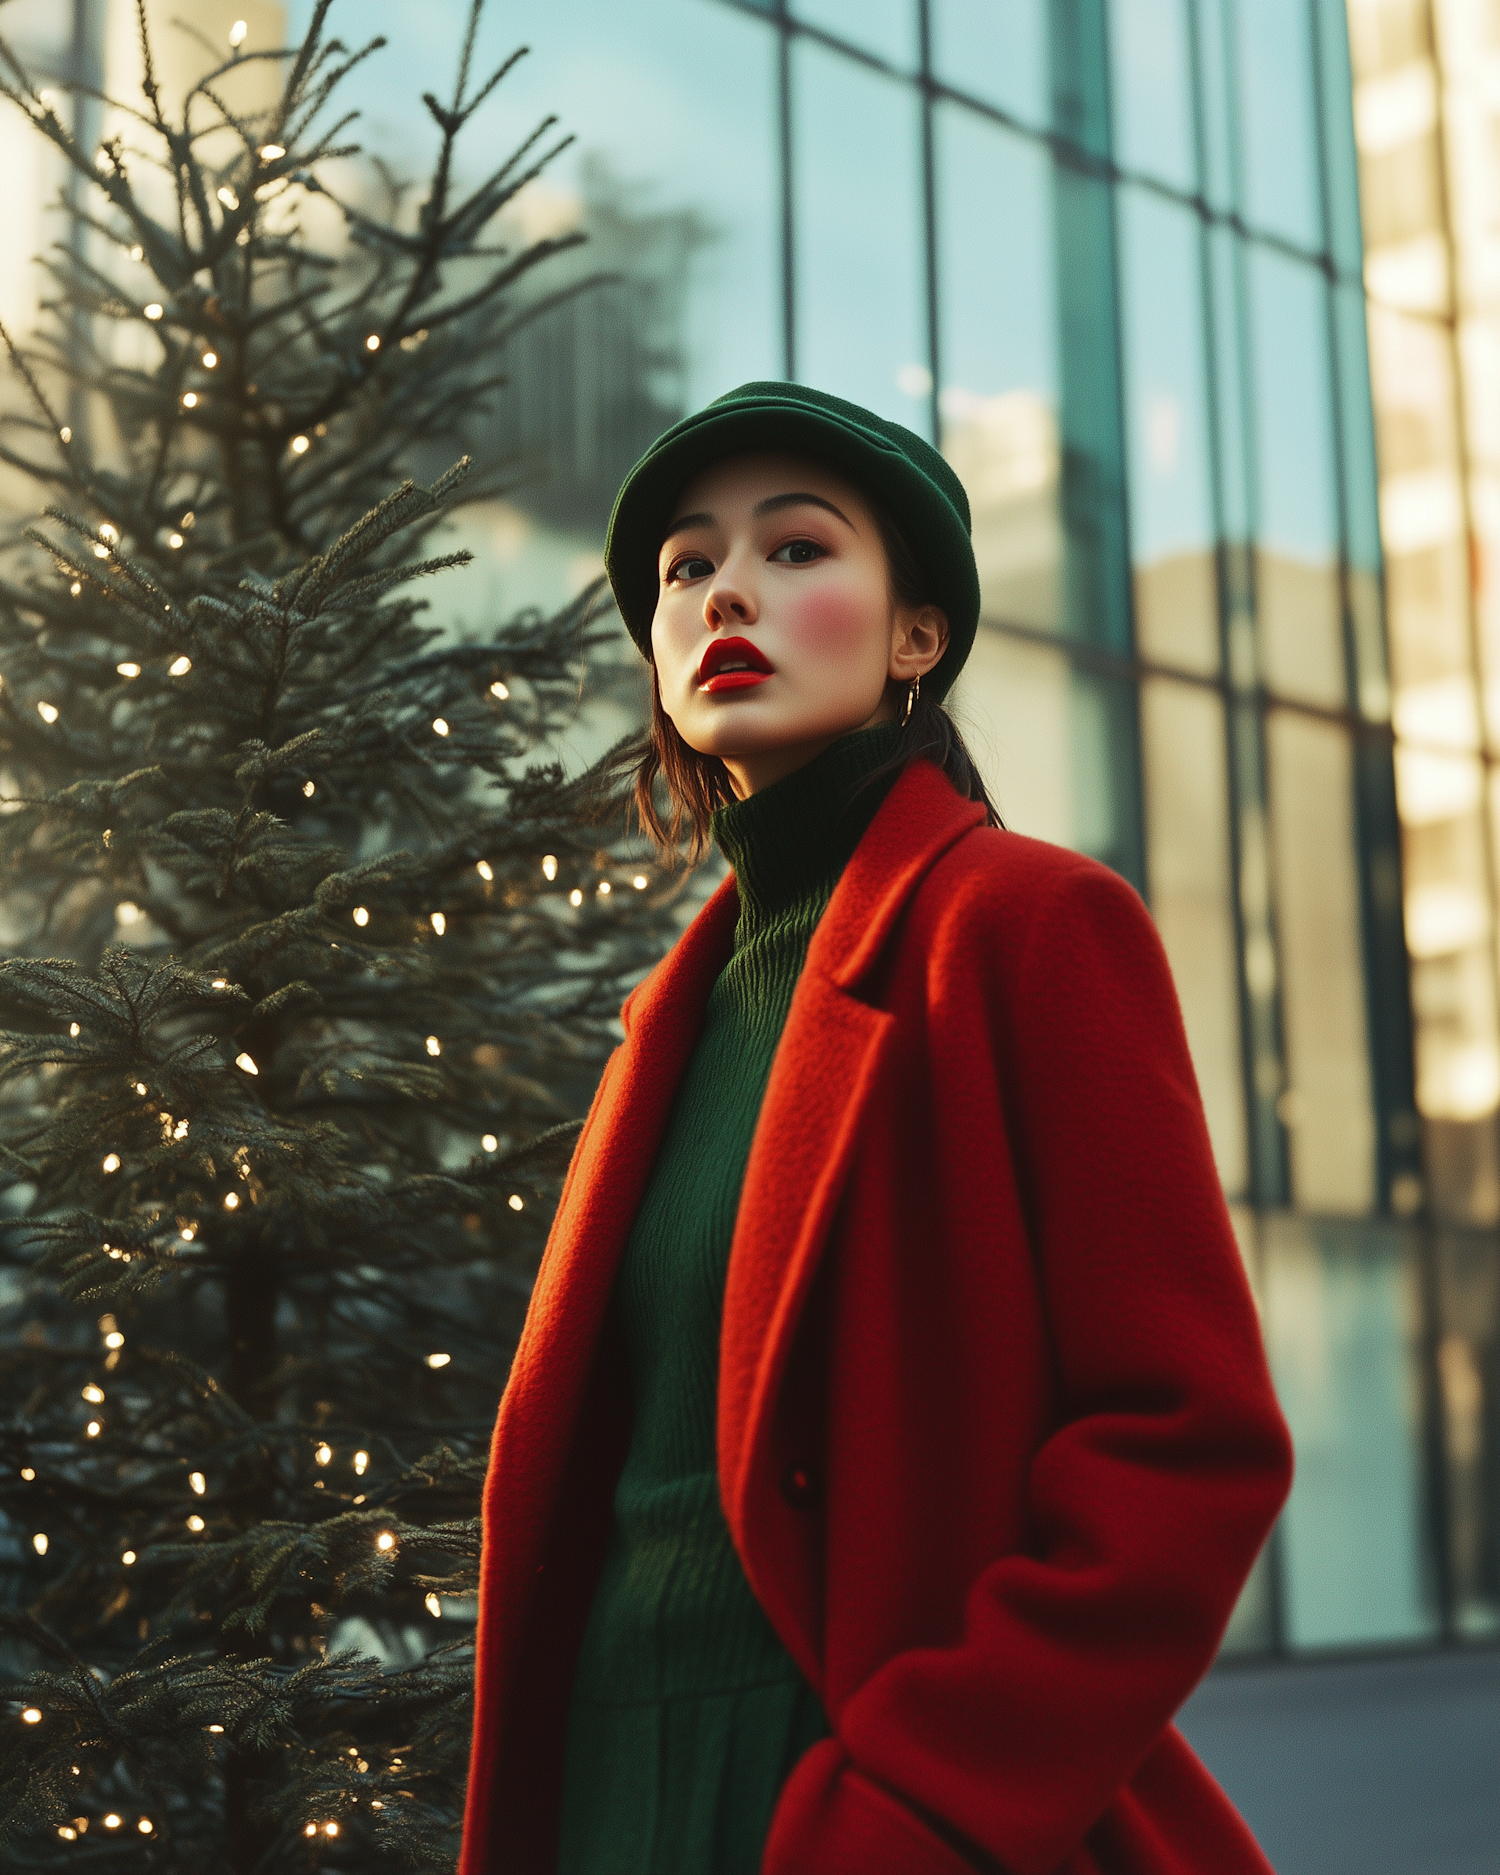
[890,604,949,683]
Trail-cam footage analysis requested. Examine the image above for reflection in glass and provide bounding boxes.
[930,0,1048,128]
[1233,0,1324,250]
[1117,188,1218,674]
[1437,1232,1500,1637]
[1107,0,1195,191]
[1263,1215,1439,1648]
[1141,680,1247,1192]
[936,105,1061,633]
[956,628,1143,891]
[789,0,916,71]
[1267,711,1377,1214]
[1247,248,1345,706]
[791,40,927,430]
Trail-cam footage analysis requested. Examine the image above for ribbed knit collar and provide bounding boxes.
[711,722,904,925]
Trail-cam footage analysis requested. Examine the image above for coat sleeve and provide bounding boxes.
[765,851,1295,1875]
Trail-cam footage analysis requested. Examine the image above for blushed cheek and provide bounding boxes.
[782,585,883,663]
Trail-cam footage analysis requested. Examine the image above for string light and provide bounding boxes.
[353,1451,369,1475]
[542,854,558,880]
[208,1724,224,1733]
[229,18,247,45]
[290,435,309,454]
[216,186,239,209]
[93,543,110,558]
[259,144,285,160]
[182,392,198,409]
[352,906,369,926]
[105,1332,124,1349]
[103,1153,121,1174]
[425,1352,450,1369]
[22,1708,42,1724]
[116,661,140,677]
[508,1194,524,1212]
[425,1035,441,1057]
[476,860,493,881]
[315,1444,332,1465]
[135,1082,148,1096]
[169,655,191,675]
[211,979,228,989]
[202,350,218,368]
[36,701,58,723]
[82,1385,104,1403]
[186,1514,205,1532]
[59,424,71,442]
[597,880,612,896]
[58,1827,75,1841]
[426,1592,442,1617]
[235,1053,258,1075]
[116,902,141,924]
[168,533,184,549]
[430,912,446,935]
[432,717,449,736]
[489,680,509,698]
[302,780,315,797]
[69,1021,80,1036]
[224,1192,239,1209]
[375,1531,395,1551]
[304,1824,317,1838]
[365,334,380,351]
[122,1550,136,1565]
[138,1819,153,1834]
[86,1421,101,1437]
[481,1134,498,1152]
[129,244,143,261]
[325,1824,339,1838]
[179,1225,195,1242]
[104,1814,121,1829]
[69,581,81,595]
[633,875,649,890]
[20,1468,34,1480]
[144,303,163,320]
[32,1534,47,1555]
[190,1472,206,1494]
[568,889,583,907]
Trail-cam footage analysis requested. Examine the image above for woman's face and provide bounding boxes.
[650,450,947,797]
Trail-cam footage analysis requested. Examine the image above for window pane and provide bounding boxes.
[1118,188,1219,673]
[930,0,1049,127]
[1141,679,1247,1192]
[1107,0,1195,190]
[792,41,927,430]
[955,629,1144,889]
[1248,249,1346,706]
[1267,711,1377,1214]
[1336,283,1390,719]
[1263,1215,1439,1648]
[1233,0,1325,250]
[789,0,917,71]
[1437,1230,1500,1638]
[937,105,1062,634]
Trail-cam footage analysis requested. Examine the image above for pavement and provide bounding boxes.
[1177,1647,1500,1875]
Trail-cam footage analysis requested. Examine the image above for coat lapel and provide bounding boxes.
[718,762,987,1658]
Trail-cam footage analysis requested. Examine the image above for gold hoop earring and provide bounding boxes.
[900,675,920,728]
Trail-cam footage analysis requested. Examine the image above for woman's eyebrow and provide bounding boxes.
[754,491,854,528]
[661,510,714,544]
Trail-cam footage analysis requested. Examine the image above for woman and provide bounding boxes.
[459,382,1293,1875]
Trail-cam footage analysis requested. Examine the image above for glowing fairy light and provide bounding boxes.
[104,1814,121,1828]
[541,854,557,880]
[568,889,583,907]
[508,1194,524,1212]
[59,425,71,442]
[22,1708,41,1724]
[633,875,648,890]
[365,334,380,351]
[375,1531,395,1552]
[476,860,493,881]
[426,1593,442,1617]
[102,1154,120,1173]
[352,906,369,926]
[105,1332,124,1349]
[36,701,58,723]
[70,581,81,595]
[430,912,446,935]
[69,1021,80,1036]
[138,1819,153,1834]
[353,1451,369,1475]
[426,1352,450,1369]
[85,1421,101,1437]
[489,680,509,698]
[182,392,198,409]
[117,661,140,677]
[116,902,141,924]
[259,144,285,160]
[223,1192,239,1209]
[32,1534,47,1555]
[82,1385,104,1403]
[202,350,218,368]
[179,1225,196,1242]
[144,303,163,320]
[186,1515,205,1532]
[481,1134,498,1152]
[122,1550,136,1565]
[20,1468,35,1480]
[597,880,611,896]
[290,435,309,454]
[431,717,449,736]
[303,780,315,796]
[235,1053,258,1075]
[425,1036,441,1057]
[169,655,191,675]
[190,1472,206,1494]
[228,19,247,45]
[315,1444,332,1465]
[216,186,238,209]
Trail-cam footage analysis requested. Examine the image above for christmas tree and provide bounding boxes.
[0,4,675,1867]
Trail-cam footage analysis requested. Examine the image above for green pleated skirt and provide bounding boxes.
[555,1473,834,1874]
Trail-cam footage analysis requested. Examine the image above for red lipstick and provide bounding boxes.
[697,635,774,693]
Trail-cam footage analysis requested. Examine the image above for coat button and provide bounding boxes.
[780,1460,818,1509]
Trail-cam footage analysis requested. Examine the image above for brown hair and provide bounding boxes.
[619,481,1001,863]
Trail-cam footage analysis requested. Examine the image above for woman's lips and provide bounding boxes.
[697,636,774,693]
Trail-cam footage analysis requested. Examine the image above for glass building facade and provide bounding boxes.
[27,0,1498,1655]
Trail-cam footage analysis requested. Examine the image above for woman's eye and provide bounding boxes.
[770,538,826,565]
[667,554,713,583]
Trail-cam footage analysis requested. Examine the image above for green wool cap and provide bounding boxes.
[603,380,981,703]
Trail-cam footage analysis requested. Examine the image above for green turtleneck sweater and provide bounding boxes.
[556,724,902,1875]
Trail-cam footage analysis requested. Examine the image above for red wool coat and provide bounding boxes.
[459,758,1294,1875]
